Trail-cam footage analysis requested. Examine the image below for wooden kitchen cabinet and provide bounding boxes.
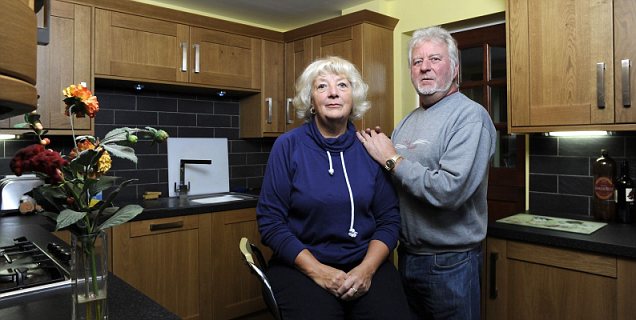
[94,9,261,91]
[240,10,398,138]
[199,208,270,320]
[0,0,93,134]
[240,40,286,138]
[484,237,622,320]
[112,215,200,320]
[284,11,398,134]
[507,0,636,133]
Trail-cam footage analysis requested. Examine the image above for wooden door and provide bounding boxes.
[454,24,525,222]
[240,40,285,138]
[614,0,636,123]
[94,9,189,83]
[189,27,261,90]
[112,215,200,320]
[284,38,313,131]
[508,0,614,128]
[199,208,269,320]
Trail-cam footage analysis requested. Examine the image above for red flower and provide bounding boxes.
[10,144,68,184]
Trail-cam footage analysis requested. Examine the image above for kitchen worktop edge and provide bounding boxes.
[488,217,636,259]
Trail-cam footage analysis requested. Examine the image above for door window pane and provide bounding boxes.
[460,47,483,82]
[491,85,507,123]
[490,46,506,79]
[492,130,517,168]
[460,87,484,106]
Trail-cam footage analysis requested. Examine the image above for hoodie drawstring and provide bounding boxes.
[326,151,335,175]
[327,151,357,238]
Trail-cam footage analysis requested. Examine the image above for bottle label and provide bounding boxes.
[594,177,615,200]
[627,187,634,203]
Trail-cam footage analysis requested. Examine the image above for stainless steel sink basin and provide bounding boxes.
[189,193,254,205]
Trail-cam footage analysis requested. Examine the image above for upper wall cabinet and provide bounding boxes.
[240,40,285,138]
[285,11,398,134]
[0,0,93,135]
[240,11,398,138]
[507,0,636,133]
[94,9,261,91]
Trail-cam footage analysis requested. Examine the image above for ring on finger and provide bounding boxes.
[351,287,357,293]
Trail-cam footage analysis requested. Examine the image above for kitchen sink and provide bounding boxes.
[189,193,254,205]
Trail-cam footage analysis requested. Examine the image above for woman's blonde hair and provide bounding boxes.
[293,56,370,122]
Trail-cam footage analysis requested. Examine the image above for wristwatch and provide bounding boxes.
[384,154,403,172]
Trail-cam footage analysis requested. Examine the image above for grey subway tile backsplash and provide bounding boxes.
[529,133,636,218]
[0,85,274,200]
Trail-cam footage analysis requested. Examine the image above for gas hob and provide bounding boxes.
[0,224,71,304]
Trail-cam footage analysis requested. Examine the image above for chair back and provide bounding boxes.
[239,237,282,320]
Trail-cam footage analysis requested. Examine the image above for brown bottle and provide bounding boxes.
[592,149,616,221]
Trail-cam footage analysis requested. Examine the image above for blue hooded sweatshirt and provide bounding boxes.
[257,120,401,266]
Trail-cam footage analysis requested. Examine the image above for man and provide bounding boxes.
[356,26,496,319]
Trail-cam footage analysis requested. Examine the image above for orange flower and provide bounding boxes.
[63,84,99,118]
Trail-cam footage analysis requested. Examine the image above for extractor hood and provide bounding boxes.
[0,0,38,121]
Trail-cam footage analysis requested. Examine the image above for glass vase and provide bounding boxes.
[71,230,108,320]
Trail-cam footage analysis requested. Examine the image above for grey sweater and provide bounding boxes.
[392,92,496,254]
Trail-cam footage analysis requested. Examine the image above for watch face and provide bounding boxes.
[385,159,395,170]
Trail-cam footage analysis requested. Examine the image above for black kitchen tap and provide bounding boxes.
[175,159,212,199]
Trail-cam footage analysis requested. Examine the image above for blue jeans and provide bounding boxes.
[398,245,482,320]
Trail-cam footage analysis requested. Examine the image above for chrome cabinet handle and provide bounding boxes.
[180,42,188,72]
[596,62,605,109]
[622,59,631,107]
[193,44,200,73]
[266,97,272,124]
[286,98,293,124]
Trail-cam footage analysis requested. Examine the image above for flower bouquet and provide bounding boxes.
[9,83,168,319]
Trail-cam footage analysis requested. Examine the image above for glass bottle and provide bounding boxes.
[592,149,616,221]
[615,160,634,224]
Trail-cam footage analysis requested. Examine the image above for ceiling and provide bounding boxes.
[135,0,373,31]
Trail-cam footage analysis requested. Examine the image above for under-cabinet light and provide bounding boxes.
[0,134,16,140]
[547,131,608,137]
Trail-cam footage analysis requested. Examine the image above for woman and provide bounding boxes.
[257,56,410,319]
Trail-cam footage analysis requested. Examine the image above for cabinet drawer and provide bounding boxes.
[507,240,616,277]
[129,215,199,237]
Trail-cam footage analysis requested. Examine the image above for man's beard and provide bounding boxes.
[414,76,453,96]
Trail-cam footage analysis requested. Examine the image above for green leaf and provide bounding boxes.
[56,209,87,230]
[102,144,137,163]
[88,176,119,195]
[102,127,133,144]
[99,179,137,211]
[12,122,29,128]
[98,204,143,230]
[71,148,100,167]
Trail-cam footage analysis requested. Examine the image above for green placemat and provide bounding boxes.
[497,213,607,234]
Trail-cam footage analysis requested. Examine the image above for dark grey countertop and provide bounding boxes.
[0,274,180,320]
[488,214,636,259]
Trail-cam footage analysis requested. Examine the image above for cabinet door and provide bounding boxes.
[189,27,261,90]
[199,208,269,320]
[485,238,617,320]
[311,24,394,133]
[1,0,92,133]
[112,215,200,320]
[240,40,285,138]
[614,0,636,123]
[94,9,189,83]
[284,38,313,131]
[508,0,614,128]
